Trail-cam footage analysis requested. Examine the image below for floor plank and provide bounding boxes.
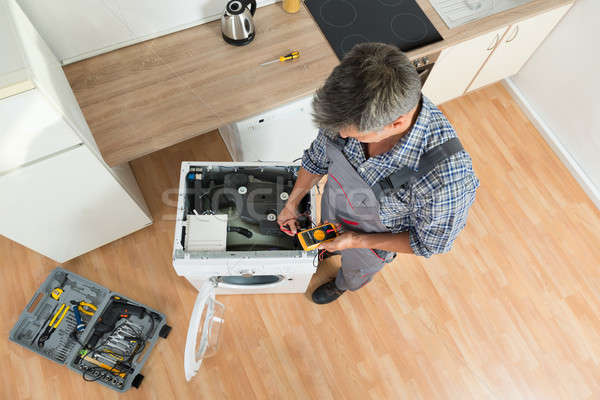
[2,83,600,399]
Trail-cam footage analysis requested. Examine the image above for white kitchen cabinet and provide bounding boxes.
[0,89,81,173]
[0,0,26,83]
[0,0,152,262]
[8,0,102,155]
[0,145,152,263]
[469,4,572,91]
[422,26,508,105]
[0,0,32,98]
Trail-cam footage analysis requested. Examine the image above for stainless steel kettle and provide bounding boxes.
[221,0,257,46]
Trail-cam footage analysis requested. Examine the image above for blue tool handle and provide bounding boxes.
[72,305,85,332]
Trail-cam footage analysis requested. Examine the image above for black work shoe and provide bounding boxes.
[312,279,346,304]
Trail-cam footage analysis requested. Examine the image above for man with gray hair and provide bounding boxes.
[278,43,479,304]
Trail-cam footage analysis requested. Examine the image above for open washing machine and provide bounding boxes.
[173,162,319,379]
[173,161,318,295]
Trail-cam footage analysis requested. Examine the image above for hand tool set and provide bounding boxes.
[9,267,171,392]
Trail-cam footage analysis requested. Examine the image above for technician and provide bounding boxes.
[278,43,479,304]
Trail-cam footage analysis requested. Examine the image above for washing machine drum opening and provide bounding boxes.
[220,275,283,285]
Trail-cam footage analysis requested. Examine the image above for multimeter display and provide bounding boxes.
[297,223,338,251]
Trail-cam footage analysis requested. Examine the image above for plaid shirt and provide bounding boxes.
[302,96,479,258]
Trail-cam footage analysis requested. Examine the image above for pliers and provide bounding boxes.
[37,303,68,347]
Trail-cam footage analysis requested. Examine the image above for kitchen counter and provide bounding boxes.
[64,0,573,166]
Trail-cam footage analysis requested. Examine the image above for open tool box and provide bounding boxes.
[9,267,171,392]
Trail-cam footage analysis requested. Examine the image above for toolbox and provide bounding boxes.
[9,267,171,392]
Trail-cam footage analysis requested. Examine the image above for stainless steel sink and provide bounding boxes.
[430,0,534,29]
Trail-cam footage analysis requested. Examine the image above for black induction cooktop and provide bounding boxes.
[305,0,442,60]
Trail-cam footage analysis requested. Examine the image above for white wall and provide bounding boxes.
[508,0,600,209]
[16,0,280,64]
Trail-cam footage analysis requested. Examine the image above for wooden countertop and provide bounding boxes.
[64,0,573,166]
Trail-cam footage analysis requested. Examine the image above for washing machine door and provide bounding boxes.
[184,280,225,381]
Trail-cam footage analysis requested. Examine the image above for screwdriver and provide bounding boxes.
[260,51,300,66]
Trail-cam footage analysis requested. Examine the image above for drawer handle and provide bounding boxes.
[486,33,500,51]
[505,25,519,43]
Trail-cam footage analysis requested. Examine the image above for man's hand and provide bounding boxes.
[277,204,300,236]
[319,231,361,252]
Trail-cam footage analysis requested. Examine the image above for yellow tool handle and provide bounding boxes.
[52,305,68,329]
[78,302,97,316]
[83,355,126,378]
[49,304,66,327]
[279,51,300,62]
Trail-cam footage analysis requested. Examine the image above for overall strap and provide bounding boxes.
[328,135,348,150]
[373,137,464,199]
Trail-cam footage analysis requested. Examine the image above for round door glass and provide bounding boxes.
[185,282,225,381]
[197,297,225,360]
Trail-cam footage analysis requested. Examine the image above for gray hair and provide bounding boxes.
[312,42,422,133]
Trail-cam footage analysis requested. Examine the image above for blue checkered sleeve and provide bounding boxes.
[408,174,478,258]
[302,129,330,175]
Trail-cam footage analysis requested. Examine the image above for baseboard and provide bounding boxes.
[503,78,600,211]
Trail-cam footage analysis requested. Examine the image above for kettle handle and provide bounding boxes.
[246,0,257,15]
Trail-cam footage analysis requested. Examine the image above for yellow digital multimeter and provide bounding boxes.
[297,223,338,251]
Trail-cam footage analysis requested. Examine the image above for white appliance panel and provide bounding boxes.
[219,95,319,162]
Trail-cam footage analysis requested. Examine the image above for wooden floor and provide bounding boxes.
[2,83,600,399]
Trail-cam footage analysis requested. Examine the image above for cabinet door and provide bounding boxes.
[422,26,508,105]
[8,0,103,155]
[469,4,572,91]
[0,145,151,262]
[0,89,81,173]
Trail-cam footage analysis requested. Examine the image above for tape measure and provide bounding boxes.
[51,287,63,300]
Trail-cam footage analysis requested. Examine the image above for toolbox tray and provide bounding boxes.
[9,267,170,392]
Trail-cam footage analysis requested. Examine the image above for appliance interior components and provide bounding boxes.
[221,0,257,46]
[173,162,318,295]
[305,0,442,60]
[186,214,228,251]
[184,165,311,251]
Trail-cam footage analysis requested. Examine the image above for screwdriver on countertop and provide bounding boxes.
[260,51,300,66]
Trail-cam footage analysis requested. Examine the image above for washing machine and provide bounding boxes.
[172,161,318,295]
[173,161,321,380]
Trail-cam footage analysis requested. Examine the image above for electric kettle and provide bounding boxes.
[221,0,257,46]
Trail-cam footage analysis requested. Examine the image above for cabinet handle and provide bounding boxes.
[486,33,500,51]
[505,25,519,43]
